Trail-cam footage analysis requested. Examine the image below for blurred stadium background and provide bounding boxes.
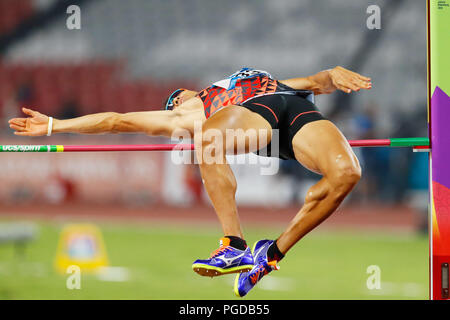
[0,0,429,299]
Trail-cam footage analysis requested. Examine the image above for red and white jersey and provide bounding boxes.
[197,68,313,118]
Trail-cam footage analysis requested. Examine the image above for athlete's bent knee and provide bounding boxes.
[328,159,361,196]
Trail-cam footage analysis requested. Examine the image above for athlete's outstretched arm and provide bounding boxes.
[8,107,182,137]
[280,66,371,95]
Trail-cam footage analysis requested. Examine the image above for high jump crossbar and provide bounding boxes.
[0,137,430,152]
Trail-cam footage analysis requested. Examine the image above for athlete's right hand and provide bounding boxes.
[8,107,50,136]
[328,66,372,94]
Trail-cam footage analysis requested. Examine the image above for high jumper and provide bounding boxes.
[8,65,372,297]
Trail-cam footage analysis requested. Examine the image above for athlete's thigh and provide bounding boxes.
[292,119,360,175]
[201,105,272,154]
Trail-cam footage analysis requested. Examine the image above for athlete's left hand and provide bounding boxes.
[8,107,50,136]
[328,66,372,94]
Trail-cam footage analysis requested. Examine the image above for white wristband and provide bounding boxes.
[47,117,53,136]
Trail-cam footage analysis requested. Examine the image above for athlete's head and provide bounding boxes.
[164,88,197,110]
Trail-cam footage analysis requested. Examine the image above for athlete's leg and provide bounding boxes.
[196,105,272,238]
[234,119,361,296]
[192,105,273,277]
[276,119,361,253]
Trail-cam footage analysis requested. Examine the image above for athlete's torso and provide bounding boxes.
[197,68,313,119]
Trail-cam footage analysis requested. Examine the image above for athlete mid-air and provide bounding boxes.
[8,65,371,297]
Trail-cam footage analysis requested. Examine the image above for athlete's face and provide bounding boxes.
[172,90,198,108]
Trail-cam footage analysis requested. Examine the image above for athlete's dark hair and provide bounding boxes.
[163,88,186,111]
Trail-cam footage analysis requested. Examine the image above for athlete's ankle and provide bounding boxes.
[267,240,285,262]
[224,235,247,250]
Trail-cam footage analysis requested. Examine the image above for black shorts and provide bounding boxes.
[241,92,326,160]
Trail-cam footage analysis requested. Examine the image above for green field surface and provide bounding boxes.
[0,220,428,300]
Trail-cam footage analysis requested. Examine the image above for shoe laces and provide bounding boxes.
[249,260,279,285]
[210,245,232,258]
